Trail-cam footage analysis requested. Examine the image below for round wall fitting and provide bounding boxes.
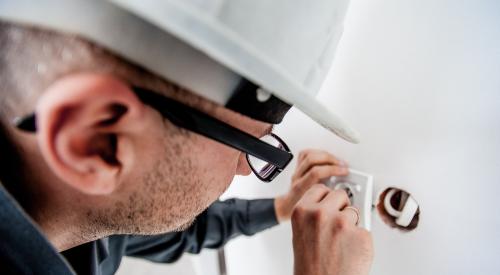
[377,187,420,231]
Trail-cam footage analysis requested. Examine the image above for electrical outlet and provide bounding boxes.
[324,169,373,230]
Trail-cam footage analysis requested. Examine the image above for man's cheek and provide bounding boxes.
[205,163,234,197]
[194,138,240,189]
[203,146,239,174]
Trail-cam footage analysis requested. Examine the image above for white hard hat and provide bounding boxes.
[0,0,360,143]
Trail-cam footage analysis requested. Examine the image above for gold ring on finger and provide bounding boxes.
[344,206,360,226]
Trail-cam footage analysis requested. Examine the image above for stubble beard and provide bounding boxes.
[87,129,211,237]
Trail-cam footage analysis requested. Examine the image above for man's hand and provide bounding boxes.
[274,149,349,222]
[292,185,374,275]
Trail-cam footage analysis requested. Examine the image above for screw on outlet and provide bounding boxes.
[333,182,354,204]
[342,186,354,199]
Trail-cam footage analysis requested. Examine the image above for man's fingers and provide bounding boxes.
[294,150,347,180]
[290,165,347,202]
[321,189,351,210]
[295,151,344,177]
[298,149,337,162]
[340,206,360,226]
[298,184,330,204]
[301,165,348,187]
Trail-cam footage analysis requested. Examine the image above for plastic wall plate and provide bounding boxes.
[324,169,373,230]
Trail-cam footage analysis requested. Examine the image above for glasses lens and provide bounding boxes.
[247,134,287,180]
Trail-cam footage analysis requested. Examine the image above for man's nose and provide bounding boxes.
[236,153,252,176]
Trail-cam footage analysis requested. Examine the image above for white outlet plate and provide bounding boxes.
[324,169,373,230]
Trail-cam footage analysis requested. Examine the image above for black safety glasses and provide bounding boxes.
[14,87,293,182]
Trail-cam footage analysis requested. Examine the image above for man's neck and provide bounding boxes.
[34,205,106,251]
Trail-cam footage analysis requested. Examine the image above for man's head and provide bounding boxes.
[0,21,271,247]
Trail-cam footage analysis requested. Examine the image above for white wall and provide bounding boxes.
[223,0,500,274]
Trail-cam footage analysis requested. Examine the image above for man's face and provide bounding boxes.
[91,87,272,234]
[0,23,275,240]
[16,73,273,237]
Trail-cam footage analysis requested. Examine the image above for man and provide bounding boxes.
[0,1,373,275]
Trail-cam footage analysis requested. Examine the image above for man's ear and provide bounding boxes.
[35,73,147,195]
